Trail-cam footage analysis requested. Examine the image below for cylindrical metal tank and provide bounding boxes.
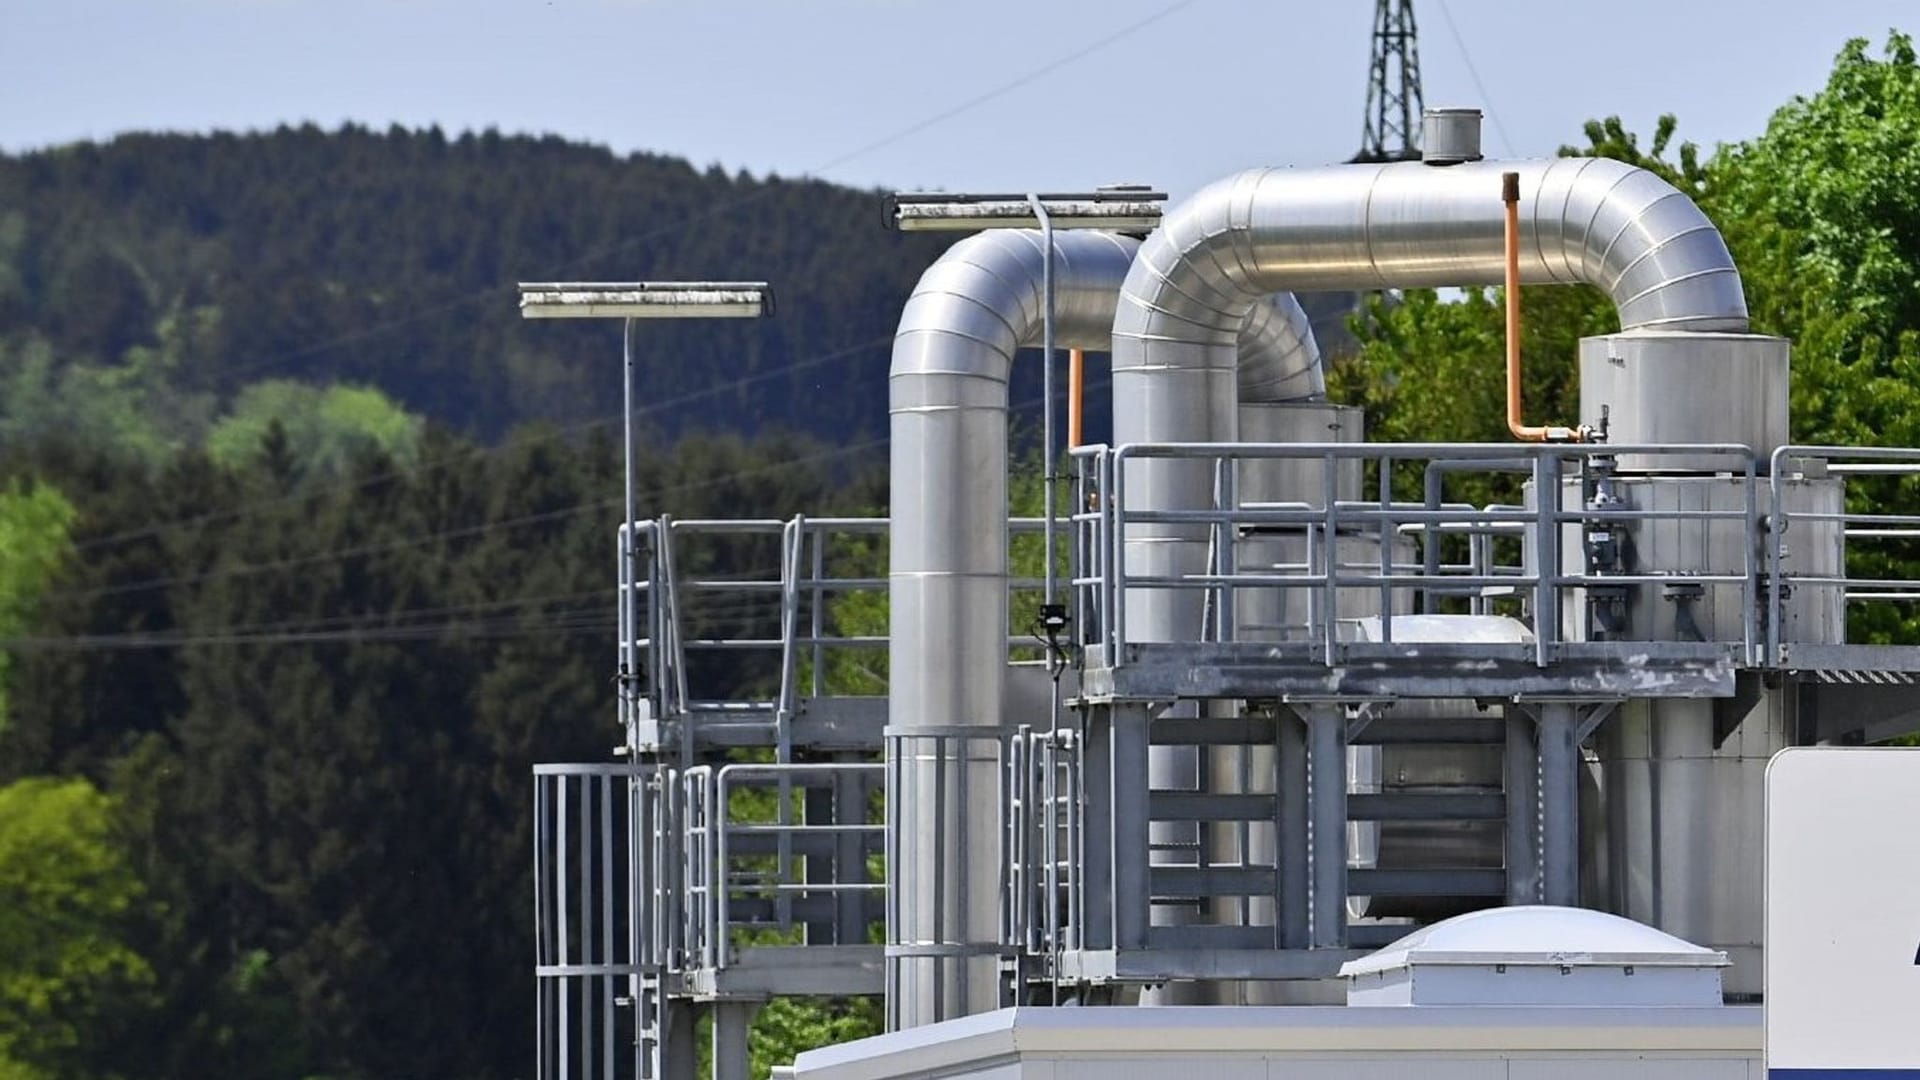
[1578,333,1789,473]
[1525,460,1845,999]
[1592,691,1794,999]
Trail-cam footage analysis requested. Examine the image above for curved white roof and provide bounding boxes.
[1341,906,1728,978]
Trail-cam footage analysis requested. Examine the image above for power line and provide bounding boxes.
[20,375,1113,650]
[59,0,1210,558]
[809,0,1202,177]
[47,437,888,603]
[1432,0,1517,157]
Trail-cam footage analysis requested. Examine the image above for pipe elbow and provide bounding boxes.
[890,229,1143,395]
[1536,157,1747,333]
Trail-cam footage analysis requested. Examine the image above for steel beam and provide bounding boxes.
[710,1002,759,1080]
[1304,704,1348,949]
[1276,708,1310,950]
[1537,703,1580,906]
[1504,710,1541,905]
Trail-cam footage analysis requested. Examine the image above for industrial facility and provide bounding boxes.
[521,41,1920,1080]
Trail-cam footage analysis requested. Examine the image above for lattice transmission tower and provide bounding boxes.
[1353,0,1425,163]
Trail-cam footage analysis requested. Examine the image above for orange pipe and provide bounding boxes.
[1068,348,1085,448]
[1503,171,1580,443]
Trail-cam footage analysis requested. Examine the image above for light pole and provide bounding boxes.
[519,281,774,752]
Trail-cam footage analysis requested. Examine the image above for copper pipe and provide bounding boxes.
[1503,171,1580,443]
[1067,347,1085,448]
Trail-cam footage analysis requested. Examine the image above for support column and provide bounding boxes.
[660,999,696,1080]
[1504,707,1541,905]
[1276,707,1310,950]
[1081,706,1114,951]
[1110,704,1152,951]
[1304,704,1348,949]
[804,783,834,945]
[710,1001,760,1080]
[1537,702,1580,907]
[832,763,868,945]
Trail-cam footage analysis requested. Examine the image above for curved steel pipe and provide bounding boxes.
[1111,157,1748,643]
[887,228,1320,1027]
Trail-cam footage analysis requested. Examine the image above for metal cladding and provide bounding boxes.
[887,228,1322,1028]
[889,228,1137,1028]
[1236,291,1325,403]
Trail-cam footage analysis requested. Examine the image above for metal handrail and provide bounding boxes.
[677,763,885,970]
[1769,445,1920,659]
[1072,441,1763,667]
[625,514,1069,750]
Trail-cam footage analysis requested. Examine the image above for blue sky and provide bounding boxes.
[0,0,1909,201]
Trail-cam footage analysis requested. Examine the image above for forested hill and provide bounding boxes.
[0,124,965,446]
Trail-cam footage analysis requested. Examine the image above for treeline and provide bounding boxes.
[0,425,881,1079]
[0,123,968,451]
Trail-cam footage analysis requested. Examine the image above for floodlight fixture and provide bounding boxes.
[517,281,774,320]
[887,186,1166,233]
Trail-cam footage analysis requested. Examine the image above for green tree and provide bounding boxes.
[0,777,153,1079]
[206,380,424,481]
[0,482,74,731]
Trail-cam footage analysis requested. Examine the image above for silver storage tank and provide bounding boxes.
[1578,332,1789,473]
[1529,456,1845,999]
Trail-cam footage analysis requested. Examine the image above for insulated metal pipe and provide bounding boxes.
[1111,157,1747,645]
[887,228,1320,1027]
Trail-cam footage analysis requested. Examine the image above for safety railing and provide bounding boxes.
[1006,726,1083,975]
[620,516,1062,752]
[1070,441,1765,667]
[1769,445,1920,658]
[680,762,885,971]
[533,763,668,1080]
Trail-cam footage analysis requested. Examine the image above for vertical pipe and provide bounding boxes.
[1502,171,1579,444]
[1538,703,1580,906]
[1030,195,1059,612]
[622,319,640,742]
[1502,172,1533,443]
[1504,710,1541,904]
[1068,348,1086,449]
[1306,704,1348,949]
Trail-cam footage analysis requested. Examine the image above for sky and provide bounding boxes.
[0,0,1911,203]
